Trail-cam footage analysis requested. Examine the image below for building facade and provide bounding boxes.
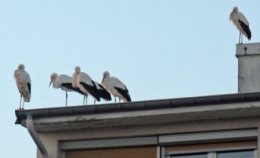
[15,43,260,158]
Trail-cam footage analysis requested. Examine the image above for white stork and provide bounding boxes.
[230,6,251,43]
[72,66,100,105]
[102,71,131,103]
[49,73,84,106]
[14,64,31,109]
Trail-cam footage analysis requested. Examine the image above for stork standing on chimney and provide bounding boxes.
[230,6,251,44]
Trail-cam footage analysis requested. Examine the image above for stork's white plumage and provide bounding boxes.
[49,73,84,106]
[14,64,31,109]
[230,6,251,43]
[102,71,131,103]
[72,66,100,105]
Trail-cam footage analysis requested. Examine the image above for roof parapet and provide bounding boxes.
[15,92,260,124]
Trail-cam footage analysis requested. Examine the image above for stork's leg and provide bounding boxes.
[65,91,68,107]
[239,32,241,44]
[119,98,121,102]
[239,32,243,44]
[19,95,22,109]
[22,98,25,109]
[241,33,243,43]
[85,95,88,105]
[83,96,85,105]
[94,100,96,105]
[115,97,116,103]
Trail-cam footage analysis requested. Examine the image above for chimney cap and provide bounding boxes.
[236,42,260,56]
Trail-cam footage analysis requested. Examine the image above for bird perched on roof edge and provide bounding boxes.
[49,73,84,106]
[72,66,101,105]
[102,71,131,103]
[14,64,31,109]
[230,6,251,44]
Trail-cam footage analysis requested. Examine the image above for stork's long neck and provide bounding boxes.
[53,77,59,88]
[102,75,107,84]
[72,73,78,88]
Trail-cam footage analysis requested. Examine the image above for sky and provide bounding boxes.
[1,1,260,157]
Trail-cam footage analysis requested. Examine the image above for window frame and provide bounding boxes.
[163,144,257,158]
[165,146,257,156]
[160,129,257,158]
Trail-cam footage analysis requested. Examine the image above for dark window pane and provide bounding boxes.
[217,150,254,158]
[171,153,207,158]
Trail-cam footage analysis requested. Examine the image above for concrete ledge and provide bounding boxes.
[236,42,260,56]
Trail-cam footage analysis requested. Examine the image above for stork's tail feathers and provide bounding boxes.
[239,20,251,40]
[98,89,112,101]
[97,84,112,101]
[125,94,131,102]
[80,82,101,102]
[114,87,131,102]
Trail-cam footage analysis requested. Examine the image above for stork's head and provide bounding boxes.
[50,73,58,81]
[49,73,58,87]
[233,6,238,12]
[75,66,81,74]
[103,71,110,78]
[18,64,25,71]
[102,71,110,83]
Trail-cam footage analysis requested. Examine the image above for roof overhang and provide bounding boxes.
[15,92,260,132]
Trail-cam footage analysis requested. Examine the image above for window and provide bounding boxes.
[217,150,254,158]
[161,130,257,158]
[164,141,257,158]
[169,150,254,158]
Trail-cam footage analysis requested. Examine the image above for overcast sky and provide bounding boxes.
[1,1,260,157]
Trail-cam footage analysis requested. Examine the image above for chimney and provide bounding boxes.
[237,42,260,93]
